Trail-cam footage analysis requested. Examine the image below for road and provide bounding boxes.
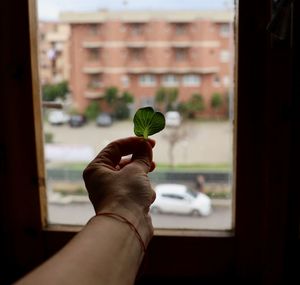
[48,201,232,230]
[44,120,233,165]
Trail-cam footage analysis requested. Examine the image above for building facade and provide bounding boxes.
[39,22,70,85]
[60,10,233,115]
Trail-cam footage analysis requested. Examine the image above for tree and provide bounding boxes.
[102,87,133,120]
[155,87,178,112]
[162,127,187,169]
[210,93,223,118]
[103,87,118,107]
[210,92,223,110]
[42,81,69,101]
[179,93,205,119]
[84,101,101,121]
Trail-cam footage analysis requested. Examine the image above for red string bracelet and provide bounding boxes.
[95,212,146,253]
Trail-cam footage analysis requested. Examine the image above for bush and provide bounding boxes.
[179,93,205,119]
[42,81,69,101]
[84,101,100,121]
[114,100,130,120]
[44,132,53,143]
[210,93,223,110]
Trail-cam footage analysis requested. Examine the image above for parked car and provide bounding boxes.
[48,110,70,125]
[165,111,181,127]
[68,114,86,127]
[151,184,212,216]
[96,113,113,127]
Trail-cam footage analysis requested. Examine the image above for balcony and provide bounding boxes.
[84,91,104,99]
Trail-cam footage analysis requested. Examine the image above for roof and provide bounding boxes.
[59,10,234,24]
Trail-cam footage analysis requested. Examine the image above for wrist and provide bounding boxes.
[95,203,154,249]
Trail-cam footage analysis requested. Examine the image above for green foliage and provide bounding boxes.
[84,101,100,120]
[103,87,118,106]
[155,87,178,112]
[114,100,130,120]
[42,81,69,101]
[44,132,54,143]
[179,93,205,119]
[122,91,134,103]
[133,107,165,139]
[102,87,134,120]
[211,93,223,109]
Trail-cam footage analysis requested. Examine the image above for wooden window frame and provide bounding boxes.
[1,0,299,284]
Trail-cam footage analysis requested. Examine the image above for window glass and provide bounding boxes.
[139,74,156,86]
[37,0,235,230]
[162,74,179,86]
[182,74,201,86]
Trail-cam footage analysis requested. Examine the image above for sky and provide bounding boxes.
[38,0,234,20]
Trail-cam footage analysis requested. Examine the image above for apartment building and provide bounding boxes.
[60,10,233,114]
[39,22,70,84]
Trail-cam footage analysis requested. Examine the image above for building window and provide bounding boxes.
[212,74,221,87]
[130,48,143,61]
[175,48,188,61]
[223,75,230,87]
[130,23,144,36]
[87,48,100,61]
[87,74,102,89]
[139,74,156,86]
[121,75,130,87]
[89,24,99,35]
[174,23,188,35]
[220,23,230,37]
[162,74,179,86]
[182,74,201,86]
[140,96,154,107]
[220,50,230,63]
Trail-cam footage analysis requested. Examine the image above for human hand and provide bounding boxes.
[83,137,156,243]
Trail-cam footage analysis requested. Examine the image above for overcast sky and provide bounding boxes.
[38,0,234,20]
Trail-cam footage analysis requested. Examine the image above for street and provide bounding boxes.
[44,120,233,165]
[48,201,232,230]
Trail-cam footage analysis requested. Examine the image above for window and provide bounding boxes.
[89,23,99,35]
[130,23,144,36]
[139,74,156,86]
[162,74,179,86]
[182,74,201,86]
[87,48,100,61]
[220,23,230,37]
[121,75,130,87]
[220,50,230,63]
[87,74,101,89]
[212,74,221,86]
[129,47,143,61]
[5,1,297,284]
[174,48,188,61]
[174,23,188,35]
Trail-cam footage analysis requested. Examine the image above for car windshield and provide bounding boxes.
[186,189,198,198]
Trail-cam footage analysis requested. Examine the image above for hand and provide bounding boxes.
[83,137,156,243]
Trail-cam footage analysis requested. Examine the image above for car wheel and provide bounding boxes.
[191,209,201,216]
[151,206,161,215]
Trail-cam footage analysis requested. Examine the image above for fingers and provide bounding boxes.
[92,137,155,171]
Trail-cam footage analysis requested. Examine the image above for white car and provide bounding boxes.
[151,184,212,216]
[165,111,181,127]
[48,110,70,125]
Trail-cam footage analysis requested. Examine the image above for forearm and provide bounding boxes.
[16,214,150,285]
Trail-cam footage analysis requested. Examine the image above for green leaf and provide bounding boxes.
[133,107,165,139]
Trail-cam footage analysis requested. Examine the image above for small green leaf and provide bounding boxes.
[133,107,165,139]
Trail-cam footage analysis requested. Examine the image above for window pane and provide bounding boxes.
[38,0,235,230]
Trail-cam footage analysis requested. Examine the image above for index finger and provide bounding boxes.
[92,137,154,169]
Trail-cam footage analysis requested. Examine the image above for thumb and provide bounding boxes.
[131,139,154,173]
